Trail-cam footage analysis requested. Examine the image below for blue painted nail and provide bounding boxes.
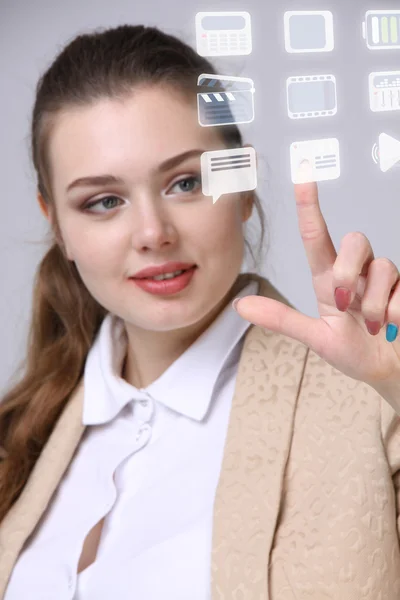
[386,323,398,343]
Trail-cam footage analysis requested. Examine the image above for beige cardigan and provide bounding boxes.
[1,272,400,599]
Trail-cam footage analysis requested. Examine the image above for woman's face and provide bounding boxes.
[47,85,253,333]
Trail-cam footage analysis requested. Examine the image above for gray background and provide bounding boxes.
[1,0,399,392]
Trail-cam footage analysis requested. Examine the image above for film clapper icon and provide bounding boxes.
[197,74,255,127]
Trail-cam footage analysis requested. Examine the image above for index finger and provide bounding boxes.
[294,180,337,278]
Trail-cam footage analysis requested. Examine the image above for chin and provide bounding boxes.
[132,300,217,333]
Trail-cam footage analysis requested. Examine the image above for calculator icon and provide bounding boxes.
[196,12,252,56]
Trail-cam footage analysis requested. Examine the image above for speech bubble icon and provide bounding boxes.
[201,147,257,203]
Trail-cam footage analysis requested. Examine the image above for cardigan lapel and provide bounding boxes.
[0,273,309,600]
[211,274,309,599]
[0,379,86,597]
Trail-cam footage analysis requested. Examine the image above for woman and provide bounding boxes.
[1,23,400,600]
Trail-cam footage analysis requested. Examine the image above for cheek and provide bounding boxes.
[68,227,122,277]
[189,198,244,251]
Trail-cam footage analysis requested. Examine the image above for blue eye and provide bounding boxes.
[169,175,202,194]
[83,196,123,212]
[82,175,202,213]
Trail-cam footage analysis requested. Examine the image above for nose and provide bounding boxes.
[131,196,178,252]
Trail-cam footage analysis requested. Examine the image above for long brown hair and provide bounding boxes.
[0,25,268,523]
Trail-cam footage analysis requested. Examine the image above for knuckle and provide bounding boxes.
[332,258,353,281]
[361,300,382,318]
[343,231,368,246]
[332,266,353,282]
[374,257,397,272]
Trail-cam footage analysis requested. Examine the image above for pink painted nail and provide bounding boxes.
[335,287,351,312]
[365,320,381,336]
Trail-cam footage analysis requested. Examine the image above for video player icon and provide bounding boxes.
[372,133,400,172]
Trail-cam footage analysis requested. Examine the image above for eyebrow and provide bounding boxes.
[66,149,205,193]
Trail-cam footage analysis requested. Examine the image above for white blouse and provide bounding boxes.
[5,280,258,600]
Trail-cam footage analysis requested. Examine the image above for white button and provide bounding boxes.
[137,397,154,422]
[136,424,151,442]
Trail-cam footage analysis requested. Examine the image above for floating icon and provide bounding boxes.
[284,11,334,53]
[290,138,340,184]
[195,12,252,56]
[363,10,400,50]
[287,74,337,119]
[372,133,400,172]
[369,71,400,112]
[201,147,257,203]
[197,74,255,127]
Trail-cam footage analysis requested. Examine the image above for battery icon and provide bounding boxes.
[363,10,400,49]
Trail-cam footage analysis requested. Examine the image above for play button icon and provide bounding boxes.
[372,133,400,172]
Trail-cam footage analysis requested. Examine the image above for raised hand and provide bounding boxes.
[234,181,400,391]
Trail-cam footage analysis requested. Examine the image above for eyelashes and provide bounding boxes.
[170,174,202,194]
[81,174,202,213]
[83,195,123,212]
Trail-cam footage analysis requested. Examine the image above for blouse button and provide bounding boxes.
[68,573,74,590]
[138,396,154,422]
[136,423,152,442]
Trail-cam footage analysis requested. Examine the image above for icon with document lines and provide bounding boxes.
[290,138,340,184]
[201,147,257,204]
[197,74,255,127]
[195,11,252,56]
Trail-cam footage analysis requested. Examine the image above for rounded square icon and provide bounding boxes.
[197,74,255,127]
[362,9,400,50]
[362,10,400,50]
[287,75,337,119]
[290,138,340,183]
[372,133,400,172]
[284,11,334,53]
[201,147,257,203]
[369,71,400,112]
[195,12,252,56]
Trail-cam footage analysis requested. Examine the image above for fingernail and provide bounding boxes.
[386,323,398,343]
[335,287,351,312]
[365,320,381,336]
[232,298,241,312]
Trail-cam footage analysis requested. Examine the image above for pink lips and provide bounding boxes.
[129,266,197,296]
[132,262,196,279]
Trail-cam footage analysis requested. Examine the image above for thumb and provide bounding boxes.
[234,295,324,351]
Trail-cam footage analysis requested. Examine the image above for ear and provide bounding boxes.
[241,191,254,222]
[37,192,52,224]
[240,143,256,223]
[38,191,73,260]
